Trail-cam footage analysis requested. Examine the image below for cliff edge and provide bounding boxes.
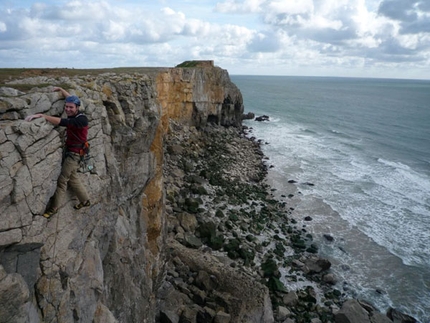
[0,65,245,322]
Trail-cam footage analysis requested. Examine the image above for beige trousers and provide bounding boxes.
[51,153,89,210]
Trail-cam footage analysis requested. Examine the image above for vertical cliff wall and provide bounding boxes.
[0,65,244,323]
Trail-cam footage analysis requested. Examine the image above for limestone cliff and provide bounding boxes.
[0,65,244,322]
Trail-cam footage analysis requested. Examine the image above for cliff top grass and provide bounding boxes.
[0,61,215,92]
[0,67,166,92]
[176,60,214,68]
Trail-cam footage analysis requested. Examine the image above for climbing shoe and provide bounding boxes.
[74,200,91,210]
[43,208,57,219]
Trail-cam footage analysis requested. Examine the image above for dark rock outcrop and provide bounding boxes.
[255,115,270,122]
[242,112,255,120]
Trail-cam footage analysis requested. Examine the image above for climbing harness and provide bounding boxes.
[68,130,94,173]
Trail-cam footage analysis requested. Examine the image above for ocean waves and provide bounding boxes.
[236,75,430,322]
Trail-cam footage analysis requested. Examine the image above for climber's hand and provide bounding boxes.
[25,114,42,122]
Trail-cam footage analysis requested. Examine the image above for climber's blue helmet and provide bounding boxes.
[65,95,81,107]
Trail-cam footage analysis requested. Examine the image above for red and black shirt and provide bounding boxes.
[59,113,88,154]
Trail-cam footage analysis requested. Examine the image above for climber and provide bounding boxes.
[25,87,91,218]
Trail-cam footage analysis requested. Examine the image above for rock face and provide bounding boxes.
[0,65,244,322]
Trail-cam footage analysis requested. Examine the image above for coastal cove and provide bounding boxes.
[235,75,430,322]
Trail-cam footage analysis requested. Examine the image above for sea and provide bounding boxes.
[232,75,430,322]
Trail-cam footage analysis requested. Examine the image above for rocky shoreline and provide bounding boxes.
[0,67,419,322]
[156,122,413,323]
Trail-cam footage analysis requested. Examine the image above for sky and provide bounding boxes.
[1,0,429,79]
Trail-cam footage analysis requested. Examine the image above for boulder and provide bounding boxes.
[197,220,217,240]
[323,273,338,285]
[304,255,332,274]
[195,270,217,291]
[242,112,255,120]
[371,313,393,323]
[335,299,370,323]
[214,311,231,323]
[387,308,417,323]
[277,306,291,321]
[183,233,203,249]
[255,115,269,122]
[0,266,30,323]
[283,291,298,307]
[323,234,334,242]
[178,213,198,232]
[167,144,184,155]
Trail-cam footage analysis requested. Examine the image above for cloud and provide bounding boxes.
[0,0,428,78]
[378,0,430,34]
[38,1,119,21]
[378,0,415,21]
[263,1,364,44]
[221,0,429,66]
[0,2,190,45]
[0,1,259,69]
[215,0,264,14]
[247,31,281,52]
